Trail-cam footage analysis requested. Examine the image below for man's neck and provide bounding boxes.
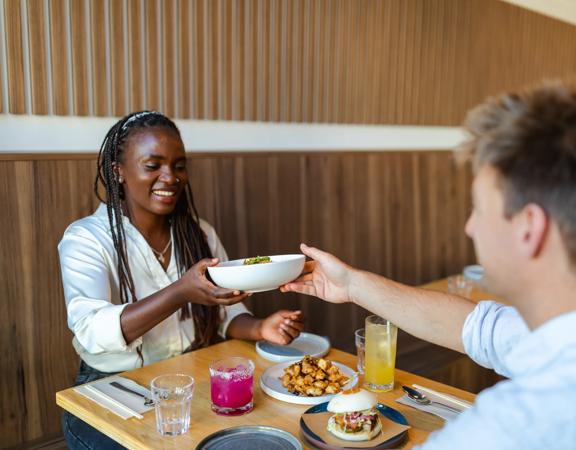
[511,266,576,330]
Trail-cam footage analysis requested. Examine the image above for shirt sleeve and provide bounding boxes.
[58,226,142,354]
[461,300,529,378]
[199,219,251,337]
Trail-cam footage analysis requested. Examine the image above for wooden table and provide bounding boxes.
[56,339,476,449]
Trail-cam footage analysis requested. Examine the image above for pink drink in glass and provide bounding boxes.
[209,357,254,416]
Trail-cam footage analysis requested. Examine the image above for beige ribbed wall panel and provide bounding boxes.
[110,0,127,116]
[49,0,70,115]
[2,0,576,123]
[27,0,48,114]
[4,0,26,113]
[70,0,90,115]
[90,0,108,116]
[127,0,144,112]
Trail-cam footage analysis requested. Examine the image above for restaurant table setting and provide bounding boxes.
[57,266,483,449]
[74,375,155,420]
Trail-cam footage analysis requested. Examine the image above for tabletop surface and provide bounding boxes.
[421,277,500,304]
[56,337,477,449]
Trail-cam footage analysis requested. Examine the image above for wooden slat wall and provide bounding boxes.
[2,0,576,122]
[0,150,474,448]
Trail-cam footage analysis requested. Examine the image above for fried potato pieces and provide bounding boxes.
[280,355,350,396]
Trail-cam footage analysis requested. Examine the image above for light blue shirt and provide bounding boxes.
[417,301,576,450]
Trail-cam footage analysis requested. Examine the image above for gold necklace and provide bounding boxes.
[151,236,172,264]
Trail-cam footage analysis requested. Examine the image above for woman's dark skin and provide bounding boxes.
[115,127,304,345]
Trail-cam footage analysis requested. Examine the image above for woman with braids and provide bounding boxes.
[58,111,304,449]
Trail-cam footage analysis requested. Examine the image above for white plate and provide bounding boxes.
[259,361,357,405]
[256,333,330,363]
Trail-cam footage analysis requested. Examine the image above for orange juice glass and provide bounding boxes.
[363,315,397,392]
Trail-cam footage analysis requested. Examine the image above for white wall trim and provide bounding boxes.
[499,0,576,27]
[0,114,466,153]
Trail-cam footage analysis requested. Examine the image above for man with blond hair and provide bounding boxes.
[283,82,576,449]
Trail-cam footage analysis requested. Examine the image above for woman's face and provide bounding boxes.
[117,126,188,219]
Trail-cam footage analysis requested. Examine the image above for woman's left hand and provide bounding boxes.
[259,310,304,345]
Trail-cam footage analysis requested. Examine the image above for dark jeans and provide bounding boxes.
[62,360,126,450]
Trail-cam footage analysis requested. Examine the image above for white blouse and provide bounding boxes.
[58,204,250,373]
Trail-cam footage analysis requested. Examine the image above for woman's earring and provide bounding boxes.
[176,178,181,183]
[118,176,124,184]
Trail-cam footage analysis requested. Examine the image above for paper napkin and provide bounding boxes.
[75,375,154,420]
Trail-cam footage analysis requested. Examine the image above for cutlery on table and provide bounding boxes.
[402,385,461,413]
[109,381,155,407]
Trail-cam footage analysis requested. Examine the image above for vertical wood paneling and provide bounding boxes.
[127,0,144,112]
[70,0,90,115]
[4,0,26,113]
[27,0,48,114]
[0,1,4,114]
[191,0,204,117]
[90,0,108,115]
[178,0,191,117]
[144,0,160,111]
[48,0,69,114]
[162,0,176,116]
[4,0,576,121]
[109,0,126,116]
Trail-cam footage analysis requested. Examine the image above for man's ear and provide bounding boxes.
[515,203,549,258]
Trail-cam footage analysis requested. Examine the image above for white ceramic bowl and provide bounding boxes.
[207,254,305,293]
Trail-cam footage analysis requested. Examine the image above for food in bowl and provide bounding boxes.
[207,254,305,293]
[280,355,349,396]
[243,255,272,265]
[326,388,382,441]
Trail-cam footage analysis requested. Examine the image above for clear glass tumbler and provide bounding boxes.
[150,374,194,436]
[364,315,397,392]
[209,357,254,416]
[448,274,474,298]
[354,328,366,374]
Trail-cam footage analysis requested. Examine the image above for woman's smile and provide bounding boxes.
[151,188,179,203]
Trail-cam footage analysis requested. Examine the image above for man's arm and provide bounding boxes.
[349,270,475,352]
[282,244,475,353]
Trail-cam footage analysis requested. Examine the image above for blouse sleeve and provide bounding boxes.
[199,219,252,338]
[58,225,142,354]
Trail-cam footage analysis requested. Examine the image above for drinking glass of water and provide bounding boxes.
[150,374,194,436]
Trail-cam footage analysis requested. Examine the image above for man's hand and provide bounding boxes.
[280,244,354,304]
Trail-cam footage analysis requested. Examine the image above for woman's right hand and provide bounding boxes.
[178,258,250,306]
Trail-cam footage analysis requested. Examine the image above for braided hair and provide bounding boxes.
[94,111,222,354]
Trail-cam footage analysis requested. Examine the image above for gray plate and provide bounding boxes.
[195,426,303,450]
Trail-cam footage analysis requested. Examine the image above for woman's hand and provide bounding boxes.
[280,244,354,304]
[178,258,250,306]
[258,310,304,345]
